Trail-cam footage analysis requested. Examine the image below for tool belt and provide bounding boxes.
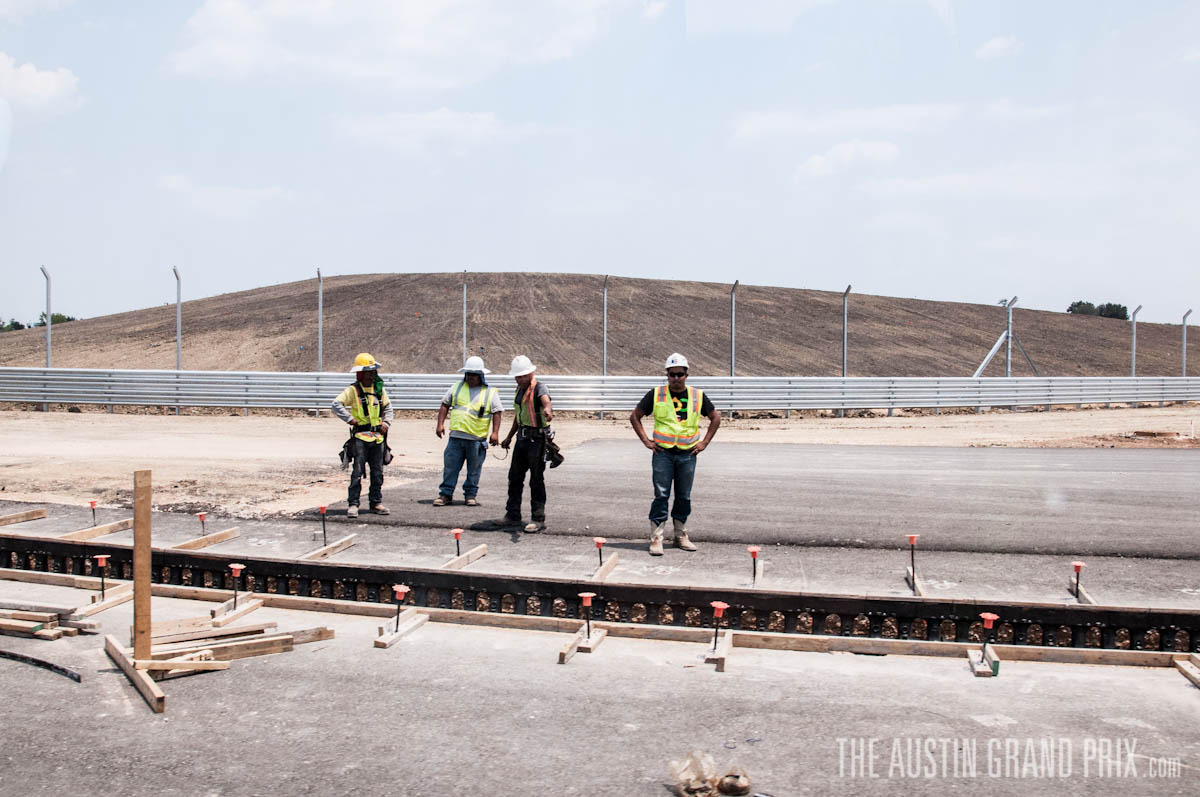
[352,423,382,433]
[516,426,548,442]
[339,428,393,468]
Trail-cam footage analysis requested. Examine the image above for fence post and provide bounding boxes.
[39,266,50,412]
[730,280,739,377]
[1183,309,1192,378]
[317,268,324,374]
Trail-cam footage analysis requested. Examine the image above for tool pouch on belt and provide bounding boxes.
[338,436,354,470]
[544,430,565,469]
[382,430,394,465]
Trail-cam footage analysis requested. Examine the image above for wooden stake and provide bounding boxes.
[590,551,620,582]
[705,631,732,672]
[104,634,164,713]
[442,543,487,570]
[133,469,152,663]
[0,509,47,526]
[171,527,239,551]
[299,533,357,561]
[58,518,133,542]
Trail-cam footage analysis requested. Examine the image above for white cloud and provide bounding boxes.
[925,0,955,36]
[858,164,1118,201]
[158,174,295,219]
[686,0,832,36]
[733,103,961,141]
[169,0,635,90]
[975,35,1021,60]
[642,0,668,20]
[0,51,81,113]
[1183,49,1200,63]
[336,108,536,155]
[794,139,899,178]
[0,0,68,22]
[0,97,10,174]
[866,210,945,236]
[980,100,1070,123]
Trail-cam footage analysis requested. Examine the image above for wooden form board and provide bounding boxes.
[590,552,619,582]
[299,534,357,562]
[73,588,133,618]
[104,634,164,713]
[133,470,152,662]
[705,631,733,672]
[57,518,133,542]
[91,582,133,603]
[441,544,488,570]
[1067,578,1097,605]
[211,599,263,628]
[210,592,255,618]
[171,527,239,551]
[905,566,925,597]
[0,509,47,527]
[149,621,277,646]
[374,609,429,649]
[557,624,607,663]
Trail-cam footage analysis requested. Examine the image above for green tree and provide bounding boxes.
[1067,300,1096,315]
[1096,303,1129,320]
[34,312,78,326]
[1,318,27,331]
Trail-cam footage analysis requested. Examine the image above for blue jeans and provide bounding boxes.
[650,447,697,526]
[440,436,487,498]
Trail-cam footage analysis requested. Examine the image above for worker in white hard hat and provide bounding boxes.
[331,353,394,518]
[434,355,503,506]
[495,355,562,532]
[630,353,721,556]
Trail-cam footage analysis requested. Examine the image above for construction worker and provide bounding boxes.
[331,353,393,518]
[498,355,555,532]
[630,353,721,556]
[434,356,502,506]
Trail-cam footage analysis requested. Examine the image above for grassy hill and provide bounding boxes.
[0,273,1192,377]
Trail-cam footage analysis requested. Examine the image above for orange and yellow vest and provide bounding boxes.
[651,385,703,449]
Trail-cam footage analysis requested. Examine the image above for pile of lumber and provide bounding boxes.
[0,606,99,640]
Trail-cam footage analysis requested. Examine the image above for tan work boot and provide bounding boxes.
[649,521,666,556]
[346,505,359,519]
[673,518,697,551]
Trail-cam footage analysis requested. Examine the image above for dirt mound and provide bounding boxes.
[0,272,1192,376]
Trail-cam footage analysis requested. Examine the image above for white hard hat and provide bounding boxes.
[508,355,536,377]
[458,355,491,375]
[664,353,689,370]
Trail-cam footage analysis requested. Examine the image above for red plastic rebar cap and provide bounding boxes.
[94,554,109,565]
[594,537,607,547]
[907,534,919,545]
[1072,561,1085,572]
[578,591,596,606]
[319,505,327,514]
[979,612,999,629]
[88,500,97,508]
[452,528,463,539]
[710,600,729,617]
[393,584,409,598]
[229,563,245,575]
[197,512,206,521]
[747,545,761,557]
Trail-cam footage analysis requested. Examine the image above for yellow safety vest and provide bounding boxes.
[651,385,702,449]
[342,384,387,443]
[449,382,497,439]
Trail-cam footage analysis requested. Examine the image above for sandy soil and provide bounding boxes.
[0,405,1196,518]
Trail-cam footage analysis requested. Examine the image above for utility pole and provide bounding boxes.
[1005,296,1018,378]
[173,267,182,370]
[1131,305,1142,377]
[316,268,324,373]
[1183,309,1192,377]
[730,280,739,377]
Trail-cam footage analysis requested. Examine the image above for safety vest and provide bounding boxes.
[449,381,498,438]
[515,378,545,428]
[346,384,386,443]
[651,385,703,449]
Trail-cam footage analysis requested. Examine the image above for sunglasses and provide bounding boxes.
[666,371,688,378]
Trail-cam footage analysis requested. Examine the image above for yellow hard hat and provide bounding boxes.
[351,353,379,373]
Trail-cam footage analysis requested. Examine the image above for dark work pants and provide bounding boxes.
[649,446,697,526]
[349,438,385,507]
[506,432,547,519]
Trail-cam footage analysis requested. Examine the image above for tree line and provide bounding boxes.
[1,312,79,332]
[1066,301,1128,320]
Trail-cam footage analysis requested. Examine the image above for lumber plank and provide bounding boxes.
[169,527,239,551]
[1175,659,1200,689]
[983,643,1001,675]
[578,627,607,654]
[705,631,732,672]
[442,543,488,570]
[58,517,133,541]
[374,613,428,648]
[0,599,81,615]
[136,658,229,672]
[60,619,100,633]
[211,599,263,627]
[377,608,419,636]
[0,567,110,590]
[968,649,994,677]
[132,470,152,663]
[289,626,336,645]
[558,626,587,664]
[148,633,295,662]
[0,509,47,526]
[59,626,79,637]
[210,592,255,618]
[905,566,925,597]
[72,589,133,618]
[0,618,44,633]
[150,622,276,646]
[104,634,165,713]
[144,616,216,638]
[299,533,358,561]
[33,627,64,641]
[0,610,58,622]
[590,552,620,582]
[91,582,133,603]
[1067,577,1097,605]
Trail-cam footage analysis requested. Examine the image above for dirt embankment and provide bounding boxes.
[0,272,1194,377]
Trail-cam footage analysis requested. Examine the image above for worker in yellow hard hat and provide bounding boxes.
[331,353,394,518]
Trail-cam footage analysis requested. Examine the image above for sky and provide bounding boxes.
[1,0,1199,325]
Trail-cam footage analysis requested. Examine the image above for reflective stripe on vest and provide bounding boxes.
[349,385,384,443]
[651,384,702,449]
[448,381,496,438]
[515,378,541,428]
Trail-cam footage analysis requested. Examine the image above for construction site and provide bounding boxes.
[1,274,1199,796]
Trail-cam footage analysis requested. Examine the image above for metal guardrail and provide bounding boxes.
[1,367,1198,411]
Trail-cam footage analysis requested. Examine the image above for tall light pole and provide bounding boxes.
[1005,296,1018,378]
[602,275,609,377]
[461,270,467,366]
[316,268,324,373]
[730,280,739,377]
[1131,304,1143,377]
[172,267,182,370]
[1183,309,1192,377]
[39,266,51,368]
[842,285,851,377]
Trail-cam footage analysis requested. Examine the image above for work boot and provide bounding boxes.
[673,518,697,552]
[491,514,522,528]
[464,497,480,507]
[649,521,666,556]
[523,522,541,533]
[346,505,359,519]
[370,504,389,515]
[432,494,450,507]
[531,505,545,523]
